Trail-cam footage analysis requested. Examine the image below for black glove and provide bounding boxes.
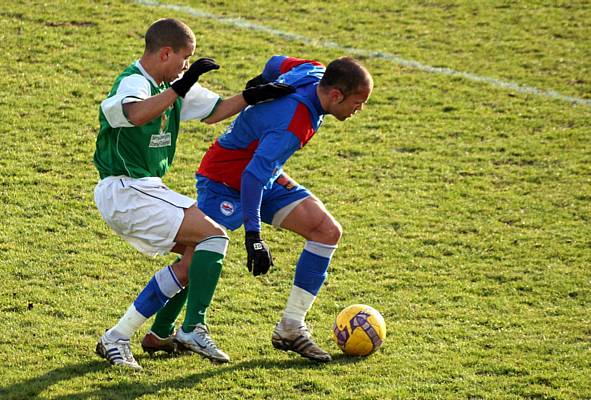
[245,74,268,89]
[242,82,295,105]
[171,57,220,98]
[244,231,273,276]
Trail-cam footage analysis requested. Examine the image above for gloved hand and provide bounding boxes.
[244,74,268,89]
[171,57,220,98]
[242,82,295,105]
[244,231,273,276]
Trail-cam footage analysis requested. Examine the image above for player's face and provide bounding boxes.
[329,85,372,121]
[164,42,195,83]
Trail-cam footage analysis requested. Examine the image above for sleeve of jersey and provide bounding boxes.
[180,83,222,121]
[244,130,301,184]
[100,74,151,128]
[261,55,288,82]
[241,171,264,233]
[261,56,324,82]
[241,131,301,232]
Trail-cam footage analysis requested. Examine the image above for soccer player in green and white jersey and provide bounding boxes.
[93,18,293,370]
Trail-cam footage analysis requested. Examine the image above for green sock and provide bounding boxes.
[182,249,223,332]
[150,286,188,338]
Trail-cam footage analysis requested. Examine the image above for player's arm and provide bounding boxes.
[202,84,295,124]
[242,131,301,232]
[185,56,294,125]
[123,89,178,126]
[201,94,245,124]
[106,58,219,127]
[100,74,156,128]
[125,79,280,126]
[242,171,271,277]
[241,171,265,234]
[246,55,323,88]
[241,131,301,276]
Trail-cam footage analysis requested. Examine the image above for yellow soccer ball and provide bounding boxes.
[332,304,386,356]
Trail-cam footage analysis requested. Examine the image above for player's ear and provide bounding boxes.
[159,46,173,62]
[330,87,344,103]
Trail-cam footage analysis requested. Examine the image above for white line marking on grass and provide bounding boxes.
[135,0,591,107]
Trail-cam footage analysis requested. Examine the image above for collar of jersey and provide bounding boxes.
[135,60,161,88]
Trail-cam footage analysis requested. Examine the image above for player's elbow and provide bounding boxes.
[201,116,218,125]
[123,103,149,126]
[127,115,145,126]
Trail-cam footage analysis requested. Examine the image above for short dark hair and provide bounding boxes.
[144,18,195,53]
[319,57,372,97]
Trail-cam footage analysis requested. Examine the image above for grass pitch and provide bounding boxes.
[0,0,589,399]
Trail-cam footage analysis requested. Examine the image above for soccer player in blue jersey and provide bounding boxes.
[144,55,373,362]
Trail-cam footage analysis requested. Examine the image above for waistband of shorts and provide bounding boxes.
[98,175,164,185]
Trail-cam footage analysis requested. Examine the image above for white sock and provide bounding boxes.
[154,265,183,297]
[282,285,316,324]
[106,304,147,341]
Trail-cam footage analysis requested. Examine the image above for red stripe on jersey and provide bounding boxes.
[280,57,324,74]
[197,140,259,191]
[287,103,316,147]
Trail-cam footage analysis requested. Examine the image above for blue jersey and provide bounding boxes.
[197,56,327,232]
[197,56,326,191]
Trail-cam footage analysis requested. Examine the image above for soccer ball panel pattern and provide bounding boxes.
[332,304,386,356]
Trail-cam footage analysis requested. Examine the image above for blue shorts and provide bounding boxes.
[195,174,311,231]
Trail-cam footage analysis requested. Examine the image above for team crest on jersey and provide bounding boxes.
[220,201,235,216]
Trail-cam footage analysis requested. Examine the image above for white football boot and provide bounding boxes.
[272,318,332,362]
[173,323,230,363]
[95,333,142,371]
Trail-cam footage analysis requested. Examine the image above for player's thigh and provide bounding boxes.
[94,177,194,257]
[261,174,310,228]
[174,205,227,247]
[279,196,342,244]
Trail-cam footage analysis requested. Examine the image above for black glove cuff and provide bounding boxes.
[171,80,190,98]
[242,87,259,105]
[245,231,261,241]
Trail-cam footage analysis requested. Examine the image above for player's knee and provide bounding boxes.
[171,260,190,286]
[180,205,227,245]
[196,234,230,257]
[197,220,227,243]
[320,217,342,245]
[208,224,227,238]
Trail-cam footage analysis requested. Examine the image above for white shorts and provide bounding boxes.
[94,176,195,257]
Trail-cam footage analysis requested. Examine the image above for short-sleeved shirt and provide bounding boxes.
[94,61,221,179]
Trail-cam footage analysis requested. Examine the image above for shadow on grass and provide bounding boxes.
[0,360,106,400]
[0,352,365,399]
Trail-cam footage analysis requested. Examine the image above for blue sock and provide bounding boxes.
[133,265,183,318]
[282,241,337,322]
[293,241,337,295]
